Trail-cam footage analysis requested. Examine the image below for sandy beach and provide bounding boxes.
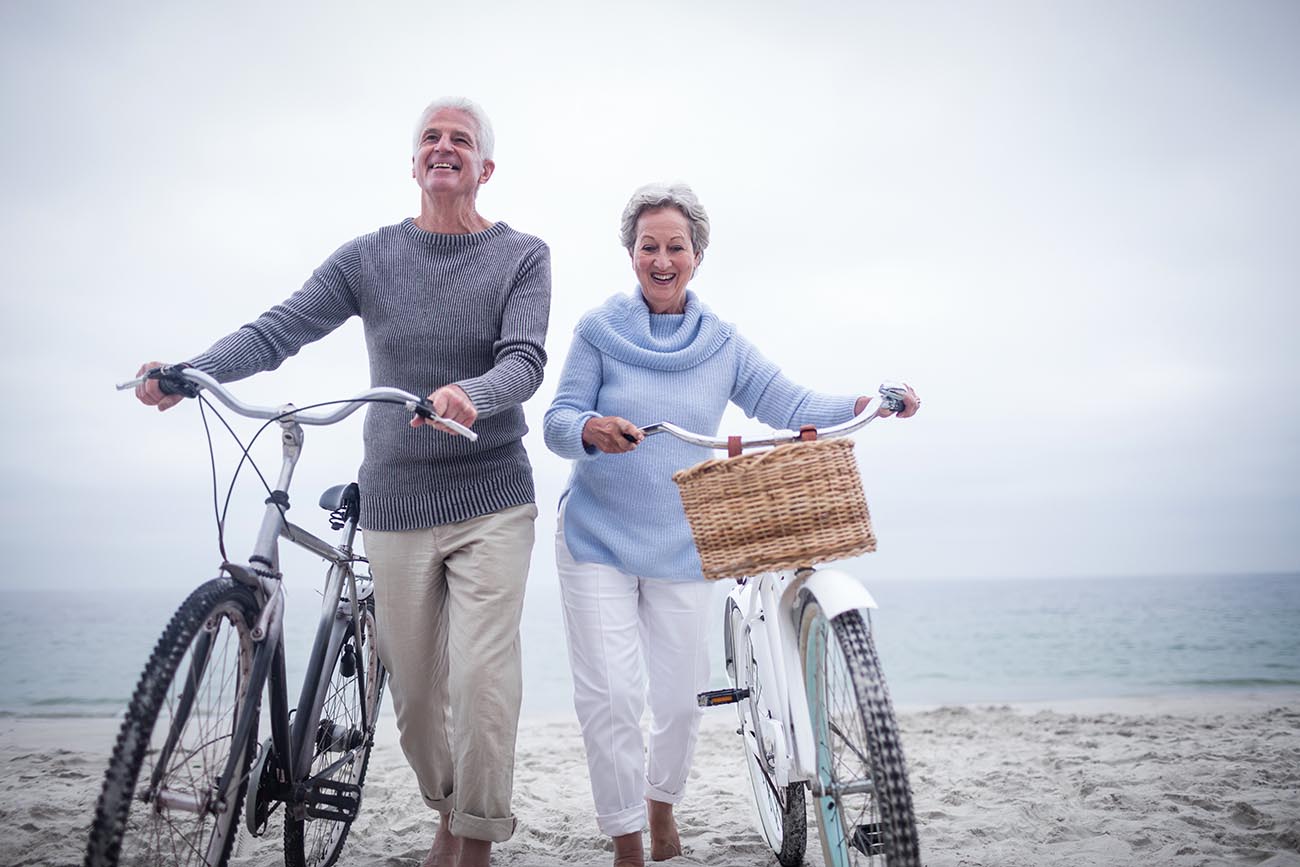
[3,694,1298,867]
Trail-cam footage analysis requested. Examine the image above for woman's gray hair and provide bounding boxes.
[412,96,495,160]
[619,183,711,255]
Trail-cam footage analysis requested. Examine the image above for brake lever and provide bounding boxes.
[878,381,908,414]
[409,401,480,441]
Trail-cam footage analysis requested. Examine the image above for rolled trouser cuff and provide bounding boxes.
[449,809,518,843]
[596,802,648,837]
[422,791,453,812]
[645,783,686,805]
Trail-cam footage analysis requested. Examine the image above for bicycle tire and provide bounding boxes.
[85,578,260,867]
[727,599,807,866]
[284,595,386,867]
[799,601,920,867]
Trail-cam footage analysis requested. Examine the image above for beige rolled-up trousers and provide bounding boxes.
[363,502,537,843]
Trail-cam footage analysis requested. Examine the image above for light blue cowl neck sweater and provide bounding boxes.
[544,289,858,581]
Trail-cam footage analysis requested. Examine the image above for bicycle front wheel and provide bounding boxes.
[727,599,807,866]
[85,578,260,867]
[284,595,386,867]
[799,600,920,867]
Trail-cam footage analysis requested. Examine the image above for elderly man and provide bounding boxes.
[135,97,550,867]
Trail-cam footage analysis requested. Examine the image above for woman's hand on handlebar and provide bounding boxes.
[582,416,644,454]
[411,384,478,436]
[134,362,186,412]
[858,382,921,419]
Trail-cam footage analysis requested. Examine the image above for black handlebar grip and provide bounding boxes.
[153,366,202,399]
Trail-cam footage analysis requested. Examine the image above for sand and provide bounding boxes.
[2,694,1298,867]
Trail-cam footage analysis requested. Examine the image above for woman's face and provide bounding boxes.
[631,207,700,314]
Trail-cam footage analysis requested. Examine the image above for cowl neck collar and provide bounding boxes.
[576,287,732,371]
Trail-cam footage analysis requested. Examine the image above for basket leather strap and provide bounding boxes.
[799,424,818,442]
[727,435,742,458]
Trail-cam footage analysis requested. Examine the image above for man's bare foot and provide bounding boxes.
[647,800,682,861]
[458,838,492,867]
[421,816,461,867]
[613,831,645,867]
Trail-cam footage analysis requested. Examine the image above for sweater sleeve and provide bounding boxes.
[543,333,603,460]
[454,242,552,418]
[730,331,858,429]
[186,243,362,383]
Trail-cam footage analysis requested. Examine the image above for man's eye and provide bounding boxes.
[641,246,656,253]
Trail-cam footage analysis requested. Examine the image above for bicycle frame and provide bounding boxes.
[728,567,879,792]
[116,366,472,825]
[211,410,376,820]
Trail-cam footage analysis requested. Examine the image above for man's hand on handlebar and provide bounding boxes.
[412,384,477,436]
[583,416,644,454]
[134,362,186,412]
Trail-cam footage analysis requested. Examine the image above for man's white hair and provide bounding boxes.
[412,97,495,160]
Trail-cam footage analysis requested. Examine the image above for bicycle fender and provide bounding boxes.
[797,568,879,621]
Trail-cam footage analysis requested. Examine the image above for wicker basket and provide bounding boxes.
[673,438,876,580]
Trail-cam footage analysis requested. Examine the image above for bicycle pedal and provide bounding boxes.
[302,778,362,822]
[697,688,750,707]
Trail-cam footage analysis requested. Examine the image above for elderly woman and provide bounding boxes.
[543,183,918,866]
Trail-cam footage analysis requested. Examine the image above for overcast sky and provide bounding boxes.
[2,1,1296,593]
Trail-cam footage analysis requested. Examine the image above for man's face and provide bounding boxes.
[411,108,494,197]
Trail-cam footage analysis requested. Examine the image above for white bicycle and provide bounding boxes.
[645,384,920,867]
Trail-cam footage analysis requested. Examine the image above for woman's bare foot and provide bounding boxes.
[647,800,682,861]
[421,816,461,867]
[613,831,645,867]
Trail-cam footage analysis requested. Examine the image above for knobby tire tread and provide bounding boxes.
[832,609,922,867]
[85,577,259,867]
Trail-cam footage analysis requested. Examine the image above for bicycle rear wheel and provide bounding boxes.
[85,578,260,867]
[799,600,920,867]
[727,599,807,866]
[284,595,386,867]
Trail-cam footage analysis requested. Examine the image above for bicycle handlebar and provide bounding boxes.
[116,366,479,441]
[639,383,908,451]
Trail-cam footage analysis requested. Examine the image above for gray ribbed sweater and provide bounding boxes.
[187,219,551,531]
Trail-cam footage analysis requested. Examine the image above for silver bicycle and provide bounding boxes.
[649,385,921,867]
[85,365,473,867]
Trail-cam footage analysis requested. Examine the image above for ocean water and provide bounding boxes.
[1,573,1297,720]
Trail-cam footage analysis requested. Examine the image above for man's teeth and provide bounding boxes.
[430,162,457,170]
[653,273,674,282]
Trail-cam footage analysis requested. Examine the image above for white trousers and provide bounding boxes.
[555,513,713,837]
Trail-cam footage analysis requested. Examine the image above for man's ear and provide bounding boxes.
[479,159,496,185]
